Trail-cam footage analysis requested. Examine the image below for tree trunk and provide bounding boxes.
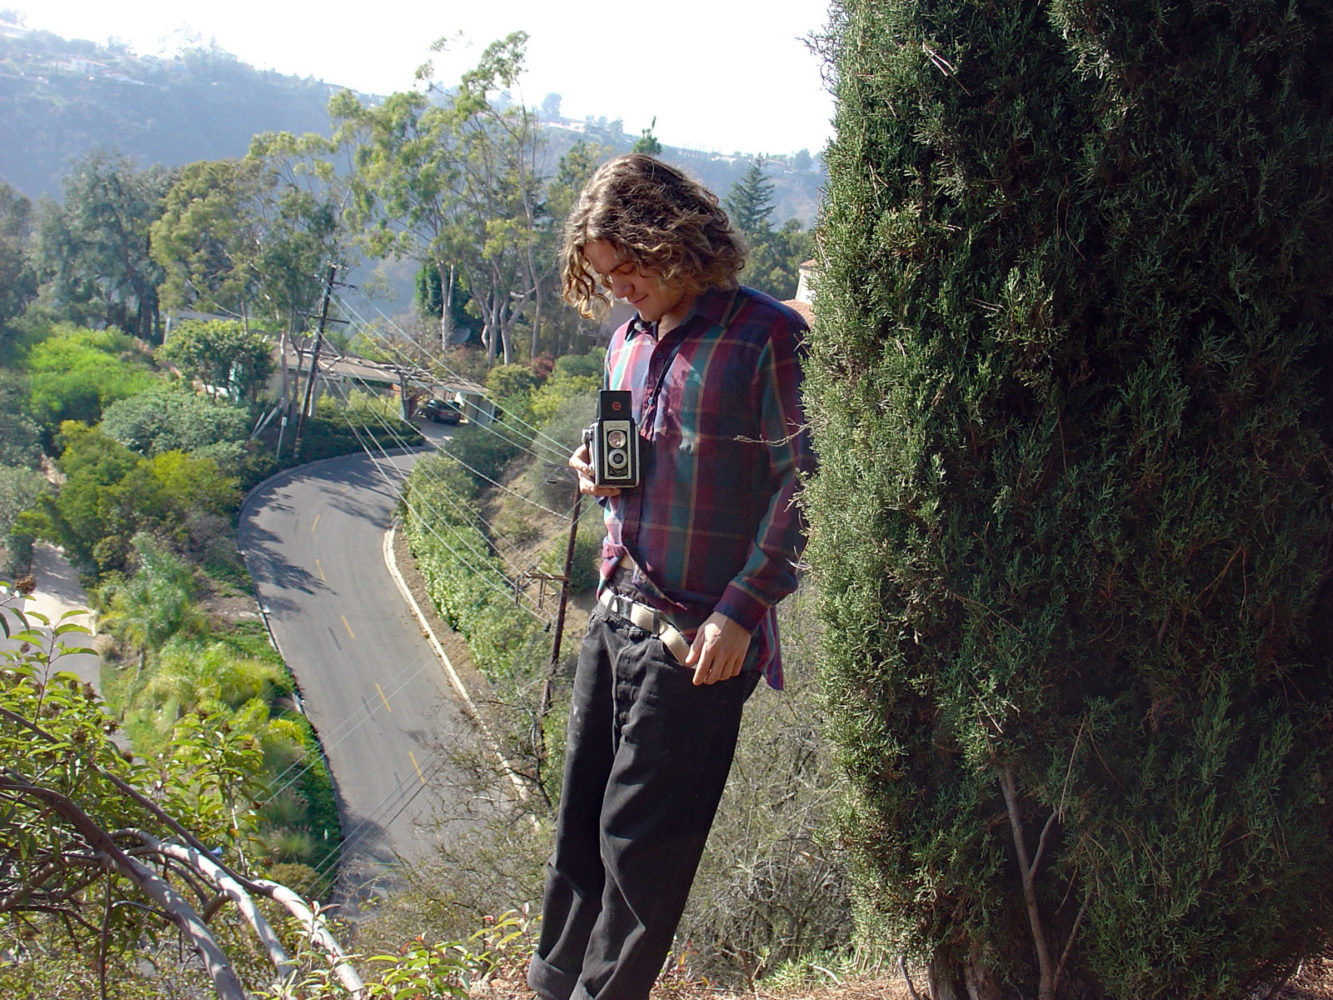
[928,948,1001,1000]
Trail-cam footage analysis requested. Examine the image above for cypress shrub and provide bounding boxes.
[805,2,1333,997]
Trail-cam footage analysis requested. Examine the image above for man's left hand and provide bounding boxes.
[685,612,751,686]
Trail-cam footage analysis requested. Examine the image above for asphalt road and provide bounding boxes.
[238,440,494,899]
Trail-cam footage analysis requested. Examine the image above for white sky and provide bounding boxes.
[11,1,836,157]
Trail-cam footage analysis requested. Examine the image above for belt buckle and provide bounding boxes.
[614,592,659,635]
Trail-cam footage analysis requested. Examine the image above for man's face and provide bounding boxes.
[583,240,693,329]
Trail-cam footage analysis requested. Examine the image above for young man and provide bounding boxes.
[528,154,814,1000]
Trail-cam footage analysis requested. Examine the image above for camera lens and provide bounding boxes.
[606,429,627,449]
[608,449,628,469]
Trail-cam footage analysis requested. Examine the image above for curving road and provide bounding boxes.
[238,441,496,900]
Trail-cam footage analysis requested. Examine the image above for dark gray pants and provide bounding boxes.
[528,604,757,1000]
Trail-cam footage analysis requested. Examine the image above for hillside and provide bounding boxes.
[0,26,336,198]
[0,20,825,226]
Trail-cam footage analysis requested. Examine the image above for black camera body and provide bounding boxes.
[584,389,639,489]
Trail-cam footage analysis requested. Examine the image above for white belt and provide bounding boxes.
[598,589,692,664]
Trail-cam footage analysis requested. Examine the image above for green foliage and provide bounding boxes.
[485,361,543,420]
[98,533,204,655]
[365,911,536,1000]
[285,394,422,466]
[333,33,544,364]
[726,158,778,238]
[443,423,527,491]
[0,181,36,335]
[99,381,251,457]
[539,502,601,596]
[632,117,663,156]
[0,372,42,467]
[30,150,168,340]
[160,318,275,402]
[403,452,545,682]
[529,349,604,428]
[414,261,472,330]
[0,599,274,982]
[153,138,350,337]
[151,158,269,318]
[550,348,605,382]
[333,386,410,430]
[0,465,45,540]
[523,393,597,512]
[94,542,340,885]
[20,323,157,434]
[726,158,813,301]
[41,423,240,575]
[808,3,1333,998]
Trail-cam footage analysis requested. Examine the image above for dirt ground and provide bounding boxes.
[469,958,1333,1000]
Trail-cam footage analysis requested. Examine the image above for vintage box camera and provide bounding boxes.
[584,389,639,488]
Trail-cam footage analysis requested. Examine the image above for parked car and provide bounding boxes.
[420,398,463,424]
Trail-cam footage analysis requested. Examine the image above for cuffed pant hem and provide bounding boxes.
[528,951,579,1000]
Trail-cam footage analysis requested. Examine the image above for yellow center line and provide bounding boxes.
[375,683,392,713]
[341,614,355,639]
[311,513,321,533]
[408,750,426,785]
[315,558,325,581]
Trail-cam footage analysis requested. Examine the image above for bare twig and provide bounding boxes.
[899,955,924,1000]
[922,42,973,95]
[999,764,1055,1000]
[1053,892,1089,995]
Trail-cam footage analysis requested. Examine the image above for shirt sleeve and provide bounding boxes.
[713,315,815,631]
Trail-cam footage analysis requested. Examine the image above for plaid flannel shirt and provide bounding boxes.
[597,284,814,689]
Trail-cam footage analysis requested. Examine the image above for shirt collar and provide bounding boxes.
[625,285,738,341]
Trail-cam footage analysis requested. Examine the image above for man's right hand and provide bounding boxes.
[570,441,622,498]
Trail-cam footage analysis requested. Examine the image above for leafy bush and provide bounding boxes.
[529,349,604,426]
[99,382,250,456]
[20,324,157,434]
[0,464,44,539]
[539,502,601,596]
[42,424,240,575]
[0,371,41,467]
[440,423,527,491]
[158,318,273,402]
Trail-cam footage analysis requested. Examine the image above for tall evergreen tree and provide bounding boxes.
[806,3,1333,998]
[725,158,811,301]
[724,157,776,242]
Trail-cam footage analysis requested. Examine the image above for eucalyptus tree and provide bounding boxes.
[533,140,606,357]
[32,151,169,342]
[333,32,543,365]
[151,158,267,324]
[152,135,350,407]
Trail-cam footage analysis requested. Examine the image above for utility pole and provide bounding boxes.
[291,265,338,461]
[533,487,583,804]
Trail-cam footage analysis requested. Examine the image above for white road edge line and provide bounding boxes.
[381,524,539,824]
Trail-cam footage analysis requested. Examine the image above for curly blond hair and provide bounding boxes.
[561,154,746,318]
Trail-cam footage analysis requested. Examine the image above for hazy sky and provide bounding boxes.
[11,1,836,157]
